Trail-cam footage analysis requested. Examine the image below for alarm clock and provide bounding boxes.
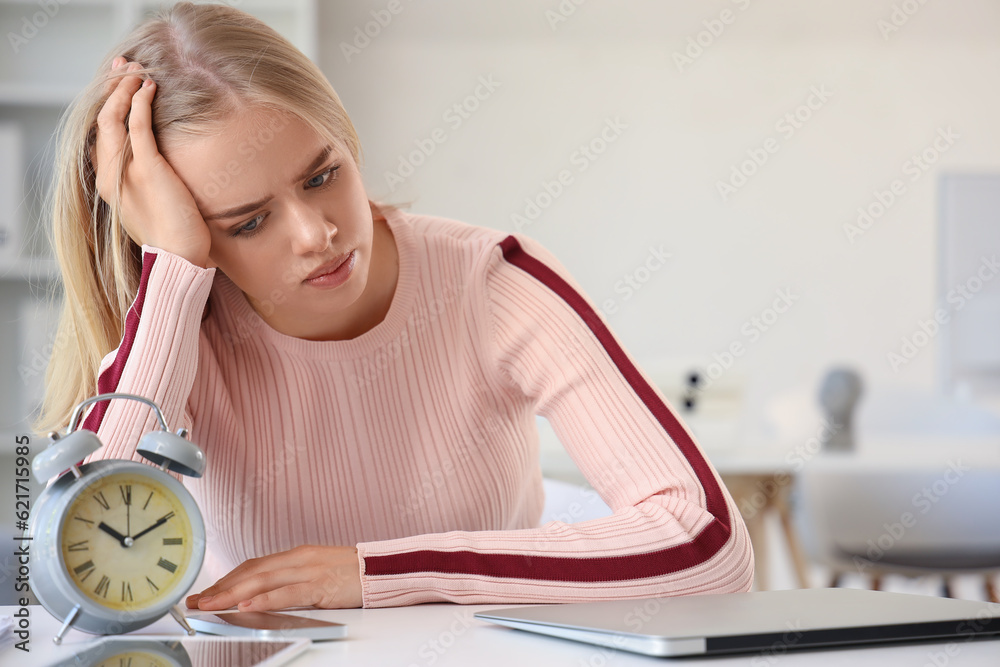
[28,392,206,644]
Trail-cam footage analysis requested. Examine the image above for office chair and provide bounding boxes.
[791,462,1000,602]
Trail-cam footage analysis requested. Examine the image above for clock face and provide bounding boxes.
[60,471,194,611]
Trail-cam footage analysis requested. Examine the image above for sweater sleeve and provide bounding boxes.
[80,245,215,470]
[355,234,754,607]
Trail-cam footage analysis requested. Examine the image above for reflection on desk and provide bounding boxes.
[42,636,309,667]
[6,602,1000,666]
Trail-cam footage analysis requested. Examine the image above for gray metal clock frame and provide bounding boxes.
[28,393,206,642]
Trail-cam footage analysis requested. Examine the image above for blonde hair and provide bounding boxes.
[34,2,370,434]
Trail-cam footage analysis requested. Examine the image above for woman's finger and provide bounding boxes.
[94,62,145,195]
[95,62,143,146]
[101,56,127,97]
[238,582,320,612]
[127,77,159,163]
[190,555,282,601]
[197,566,298,611]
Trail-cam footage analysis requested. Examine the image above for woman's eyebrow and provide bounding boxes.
[203,145,334,222]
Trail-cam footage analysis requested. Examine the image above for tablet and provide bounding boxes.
[187,610,347,641]
[45,635,310,667]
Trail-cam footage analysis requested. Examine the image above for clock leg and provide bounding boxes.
[53,604,81,645]
[170,604,196,636]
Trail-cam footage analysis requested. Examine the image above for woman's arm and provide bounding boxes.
[80,58,216,464]
[79,246,214,465]
[354,233,754,607]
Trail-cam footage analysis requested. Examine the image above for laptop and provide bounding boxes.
[474,588,1000,657]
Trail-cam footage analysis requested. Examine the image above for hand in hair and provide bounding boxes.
[93,57,215,269]
[184,545,364,611]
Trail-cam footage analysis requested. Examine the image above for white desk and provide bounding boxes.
[5,602,1000,666]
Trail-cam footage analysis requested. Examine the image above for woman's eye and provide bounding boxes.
[232,214,265,238]
[306,165,340,189]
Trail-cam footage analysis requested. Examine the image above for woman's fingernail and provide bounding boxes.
[199,595,214,604]
[143,78,153,88]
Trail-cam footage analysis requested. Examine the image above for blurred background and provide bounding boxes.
[2,0,999,603]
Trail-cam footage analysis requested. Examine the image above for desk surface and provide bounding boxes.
[5,602,1000,666]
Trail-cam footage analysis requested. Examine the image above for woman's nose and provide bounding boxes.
[288,202,336,254]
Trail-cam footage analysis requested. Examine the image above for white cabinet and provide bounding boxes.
[0,0,317,433]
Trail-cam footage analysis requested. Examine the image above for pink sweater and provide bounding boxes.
[83,206,753,607]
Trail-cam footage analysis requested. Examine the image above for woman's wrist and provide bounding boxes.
[142,243,211,269]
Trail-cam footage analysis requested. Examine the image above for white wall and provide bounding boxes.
[316,0,1000,445]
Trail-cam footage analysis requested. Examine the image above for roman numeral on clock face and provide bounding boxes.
[93,491,110,511]
[163,537,183,545]
[146,576,159,593]
[157,557,178,573]
[122,581,133,602]
[74,560,95,577]
[120,484,132,506]
[95,575,110,598]
[67,540,89,552]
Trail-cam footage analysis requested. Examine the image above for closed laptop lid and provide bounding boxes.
[474,588,1000,657]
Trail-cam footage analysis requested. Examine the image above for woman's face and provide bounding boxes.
[164,110,378,340]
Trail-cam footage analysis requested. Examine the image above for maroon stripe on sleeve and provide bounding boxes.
[81,252,157,433]
[364,236,733,582]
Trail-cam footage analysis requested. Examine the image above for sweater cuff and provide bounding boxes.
[356,544,371,608]
[140,244,215,275]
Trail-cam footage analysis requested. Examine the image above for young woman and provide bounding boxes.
[37,2,753,611]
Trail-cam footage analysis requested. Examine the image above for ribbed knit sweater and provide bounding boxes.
[83,205,754,607]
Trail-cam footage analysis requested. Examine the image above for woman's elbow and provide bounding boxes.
[718,509,756,593]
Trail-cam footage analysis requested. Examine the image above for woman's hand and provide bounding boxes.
[185,545,363,611]
[93,56,214,269]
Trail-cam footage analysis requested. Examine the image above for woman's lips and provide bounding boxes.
[304,250,355,288]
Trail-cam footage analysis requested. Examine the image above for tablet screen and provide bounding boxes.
[48,635,310,667]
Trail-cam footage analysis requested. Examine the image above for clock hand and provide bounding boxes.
[131,511,175,542]
[97,522,128,547]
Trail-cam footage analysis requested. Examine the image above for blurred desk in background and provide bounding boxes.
[711,450,810,592]
[714,439,1000,594]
